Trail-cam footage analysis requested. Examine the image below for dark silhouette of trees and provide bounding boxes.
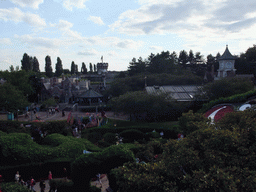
[21,53,30,71]
[45,55,53,77]
[81,62,87,74]
[89,63,93,73]
[32,56,40,72]
[71,61,76,75]
[55,57,63,77]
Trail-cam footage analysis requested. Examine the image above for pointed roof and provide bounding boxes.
[77,89,103,98]
[219,45,237,60]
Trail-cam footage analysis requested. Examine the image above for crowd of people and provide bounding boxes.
[12,169,67,192]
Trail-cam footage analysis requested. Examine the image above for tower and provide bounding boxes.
[216,45,237,79]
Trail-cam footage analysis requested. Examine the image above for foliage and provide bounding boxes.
[102,133,117,144]
[107,73,203,97]
[45,55,53,78]
[0,132,101,166]
[1,182,31,192]
[201,78,254,101]
[81,62,87,74]
[49,179,74,192]
[42,97,57,107]
[199,89,256,113]
[21,53,31,72]
[110,91,187,121]
[178,110,210,135]
[0,70,34,97]
[55,57,63,77]
[110,110,256,191]
[32,56,40,72]
[0,83,29,112]
[71,144,135,191]
[119,129,145,143]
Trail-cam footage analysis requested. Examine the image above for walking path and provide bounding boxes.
[32,175,109,192]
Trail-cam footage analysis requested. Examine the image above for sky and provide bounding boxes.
[0,0,256,72]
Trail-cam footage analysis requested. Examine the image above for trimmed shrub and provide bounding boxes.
[87,132,102,144]
[71,145,135,191]
[49,179,74,192]
[102,133,116,144]
[119,129,144,143]
[1,182,31,192]
[0,132,101,166]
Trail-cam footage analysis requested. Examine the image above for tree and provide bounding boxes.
[110,91,183,121]
[32,56,40,72]
[75,64,78,74]
[81,62,87,74]
[0,70,33,97]
[55,57,63,77]
[71,61,76,75]
[245,44,256,62]
[45,55,53,77]
[0,83,29,112]
[128,57,146,76]
[21,53,30,71]
[147,51,176,74]
[178,50,188,68]
[111,110,256,191]
[9,65,14,72]
[89,63,93,73]
[94,64,97,73]
[188,50,195,64]
[29,56,33,71]
[201,78,254,100]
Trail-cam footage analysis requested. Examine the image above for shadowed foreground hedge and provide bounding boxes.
[71,145,135,191]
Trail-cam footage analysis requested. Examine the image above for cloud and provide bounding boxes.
[108,51,118,57]
[81,36,143,50]
[15,34,60,49]
[149,46,163,51]
[51,20,73,30]
[50,20,82,40]
[0,8,46,28]
[88,16,105,26]
[63,0,87,11]
[10,0,44,9]
[0,38,12,45]
[78,49,99,56]
[110,0,256,37]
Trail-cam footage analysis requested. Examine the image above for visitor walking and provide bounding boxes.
[14,171,20,183]
[48,171,52,180]
[30,176,36,192]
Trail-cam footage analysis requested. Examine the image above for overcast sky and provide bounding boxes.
[1,0,256,72]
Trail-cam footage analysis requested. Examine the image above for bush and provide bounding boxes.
[1,182,31,192]
[119,129,144,143]
[49,179,74,192]
[102,133,116,144]
[87,132,102,144]
[0,132,101,166]
[71,145,135,191]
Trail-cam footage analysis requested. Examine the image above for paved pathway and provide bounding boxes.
[32,175,110,192]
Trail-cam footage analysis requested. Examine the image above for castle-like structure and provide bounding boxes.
[215,45,237,80]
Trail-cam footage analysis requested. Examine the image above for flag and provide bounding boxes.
[67,111,71,123]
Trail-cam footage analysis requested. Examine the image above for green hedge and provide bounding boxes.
[1,182,31,192]
[71,145,135,191]
[119,129,145,143]
[0,132,101,166]
[198,89,256,113]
